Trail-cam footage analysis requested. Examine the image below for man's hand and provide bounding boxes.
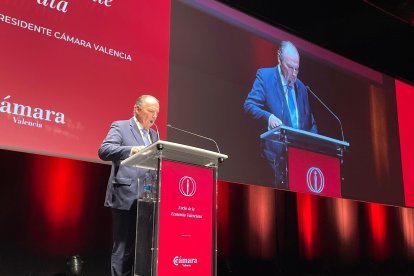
[269,114,283,129]
[131,146,145,155]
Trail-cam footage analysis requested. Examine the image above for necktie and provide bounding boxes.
[141,129,151,146]
[287,86,298,128]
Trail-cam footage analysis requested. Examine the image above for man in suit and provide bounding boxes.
[244,41,317,189]
[98,95,160,276]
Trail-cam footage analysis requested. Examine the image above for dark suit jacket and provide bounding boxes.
[244,66,317,164]
[98,117,158,210]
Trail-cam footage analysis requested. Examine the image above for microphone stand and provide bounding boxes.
[167,124,221,154]
[306,86,345,142]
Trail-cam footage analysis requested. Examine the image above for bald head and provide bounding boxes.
[135,95,159,108]
[278,41,299,64]
[278,41,300,86]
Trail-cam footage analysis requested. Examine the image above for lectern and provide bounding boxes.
[261,126,349,197]
[121,140,228,276]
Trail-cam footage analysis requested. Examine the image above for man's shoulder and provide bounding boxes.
[256,67,277,82]
[111,118,133,127]
[257,67,277,75]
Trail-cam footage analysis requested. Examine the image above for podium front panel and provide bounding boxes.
[288,146,342,197]
[157,160,214,276]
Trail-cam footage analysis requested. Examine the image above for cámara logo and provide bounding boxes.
[306,167,325,193]
[173,256,198,267]
[178,176,196,197]
[1,95,65,129]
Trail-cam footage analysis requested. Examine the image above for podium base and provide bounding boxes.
[135,200,156,276]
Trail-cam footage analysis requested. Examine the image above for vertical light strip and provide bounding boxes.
[333,198,359,261]
[29,155,86,254]
[369,84,390,186]
[247,185,275,258]
[218,181,230,255]
[367,203,388,260]
[400,207,414,259]
[296,193,318,259]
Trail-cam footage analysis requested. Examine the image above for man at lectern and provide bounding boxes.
[244,41,317,189]
[98,95,160,276]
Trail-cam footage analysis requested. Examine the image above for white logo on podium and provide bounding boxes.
[306,167,325,193]
[179,176,197,197]
[173,256,198,267]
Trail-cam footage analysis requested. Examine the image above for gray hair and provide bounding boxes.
[135,95,159,108]
[277,41,298,62]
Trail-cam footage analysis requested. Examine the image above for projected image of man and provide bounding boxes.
[244,41,317,189]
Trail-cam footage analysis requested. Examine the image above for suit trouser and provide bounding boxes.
[111,203,137,276]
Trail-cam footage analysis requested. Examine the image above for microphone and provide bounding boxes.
[306,86,345,141]
[152,122,160,141]
[280,85,288,127]
[167,124,221,153]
